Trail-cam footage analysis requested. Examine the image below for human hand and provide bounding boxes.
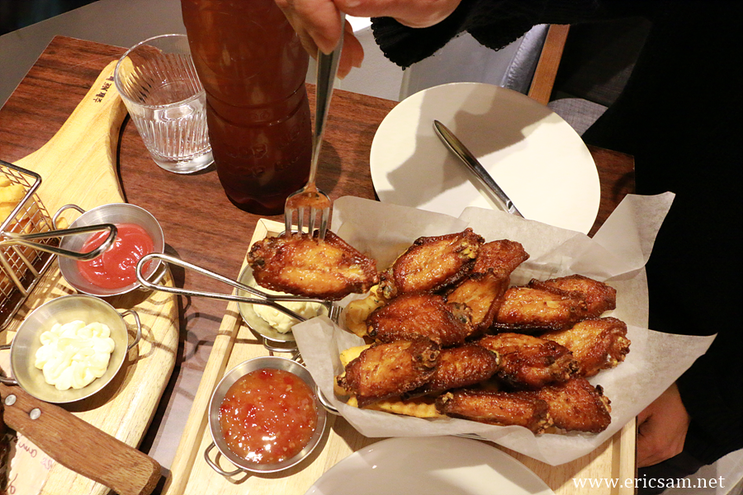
[636,382,691,467]
[275,0,463,77]
[275,0,360,78]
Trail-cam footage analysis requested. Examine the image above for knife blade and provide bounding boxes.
[433,120,524,217]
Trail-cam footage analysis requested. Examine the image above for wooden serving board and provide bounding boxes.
[164,219,635,495]
[2,61,179,494]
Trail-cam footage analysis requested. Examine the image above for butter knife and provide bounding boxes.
[433,120,523,217]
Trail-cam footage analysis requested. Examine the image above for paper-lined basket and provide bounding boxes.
[294,194,715,466]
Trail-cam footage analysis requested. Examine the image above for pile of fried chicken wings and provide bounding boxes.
[248,228,630,434]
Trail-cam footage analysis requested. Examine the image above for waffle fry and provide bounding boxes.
[344,286,385,338]
[339,344,371,367]
[345,394,444,418]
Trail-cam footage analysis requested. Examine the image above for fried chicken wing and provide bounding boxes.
[446,270,509,333]
[409,344,500,397]
[337,339,440,407]
[541,317,630,377]
[367,292,474,347]
[247,231,378,300]
[494,285,589,331]
[473,239,530,275]
[435,389,552,433]
[531,274,616,317]
[477,333,577,389]
[379,228,484,299]
[536,378,612,433]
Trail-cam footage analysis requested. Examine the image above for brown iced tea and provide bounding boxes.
[181,0,312,214]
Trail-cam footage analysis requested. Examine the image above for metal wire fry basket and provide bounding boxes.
[0,160,57,330]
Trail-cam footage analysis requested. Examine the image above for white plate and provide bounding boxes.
[304,436,555,495]
[370,82,600,233]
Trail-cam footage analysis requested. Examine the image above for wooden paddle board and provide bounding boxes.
[3,61,179,495]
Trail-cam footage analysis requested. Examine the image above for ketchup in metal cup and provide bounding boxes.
[77,223,154,290]
[218,368,318,465]
[181,0,312,215]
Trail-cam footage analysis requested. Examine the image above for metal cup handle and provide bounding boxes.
[0,344,19,386]
[52,203,86,229]
[286,353,339,415]
[261,339,300,357]
[119,309,142,351]
[317,387,339,415]
[204,442,243,478]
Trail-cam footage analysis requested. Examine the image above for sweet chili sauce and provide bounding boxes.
[77,223,154,290]
[218,368,318,465]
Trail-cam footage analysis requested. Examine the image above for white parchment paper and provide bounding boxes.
[293,194,715,466]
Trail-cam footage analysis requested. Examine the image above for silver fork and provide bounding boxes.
[284,13,345,240]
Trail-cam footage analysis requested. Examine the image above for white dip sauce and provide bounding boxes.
[252,288,323,333]
[34,320,116,390]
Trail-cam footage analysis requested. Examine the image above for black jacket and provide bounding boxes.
[373,0,743,467]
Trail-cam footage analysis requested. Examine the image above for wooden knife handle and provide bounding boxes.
[0,383,161,495]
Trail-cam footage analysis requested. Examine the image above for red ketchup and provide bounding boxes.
[219,368,318,465]
[77,223,154,290]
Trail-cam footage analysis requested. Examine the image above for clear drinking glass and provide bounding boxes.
[114,34,213,174]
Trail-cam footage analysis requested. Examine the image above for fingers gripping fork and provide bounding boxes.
[284,13,345,240]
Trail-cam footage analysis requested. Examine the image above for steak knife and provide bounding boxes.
[433,120,524,217]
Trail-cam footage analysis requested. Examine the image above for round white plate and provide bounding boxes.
[370,82,600,233]
[304,436,555,495]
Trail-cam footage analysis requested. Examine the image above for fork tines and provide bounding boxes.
[284,206,331,240]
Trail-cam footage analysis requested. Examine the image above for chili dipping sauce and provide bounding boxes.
[77,223,154,290]
[219,368,318,465]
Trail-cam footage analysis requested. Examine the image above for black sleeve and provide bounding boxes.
[370,0,601,68]
[371,0,743,466]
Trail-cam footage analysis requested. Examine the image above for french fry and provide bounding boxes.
[345,395,444,419]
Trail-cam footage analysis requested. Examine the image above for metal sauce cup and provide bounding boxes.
[235,265,331,353]
[204,356,328,477]
[54,203,165,297]
[0,294,141,404]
